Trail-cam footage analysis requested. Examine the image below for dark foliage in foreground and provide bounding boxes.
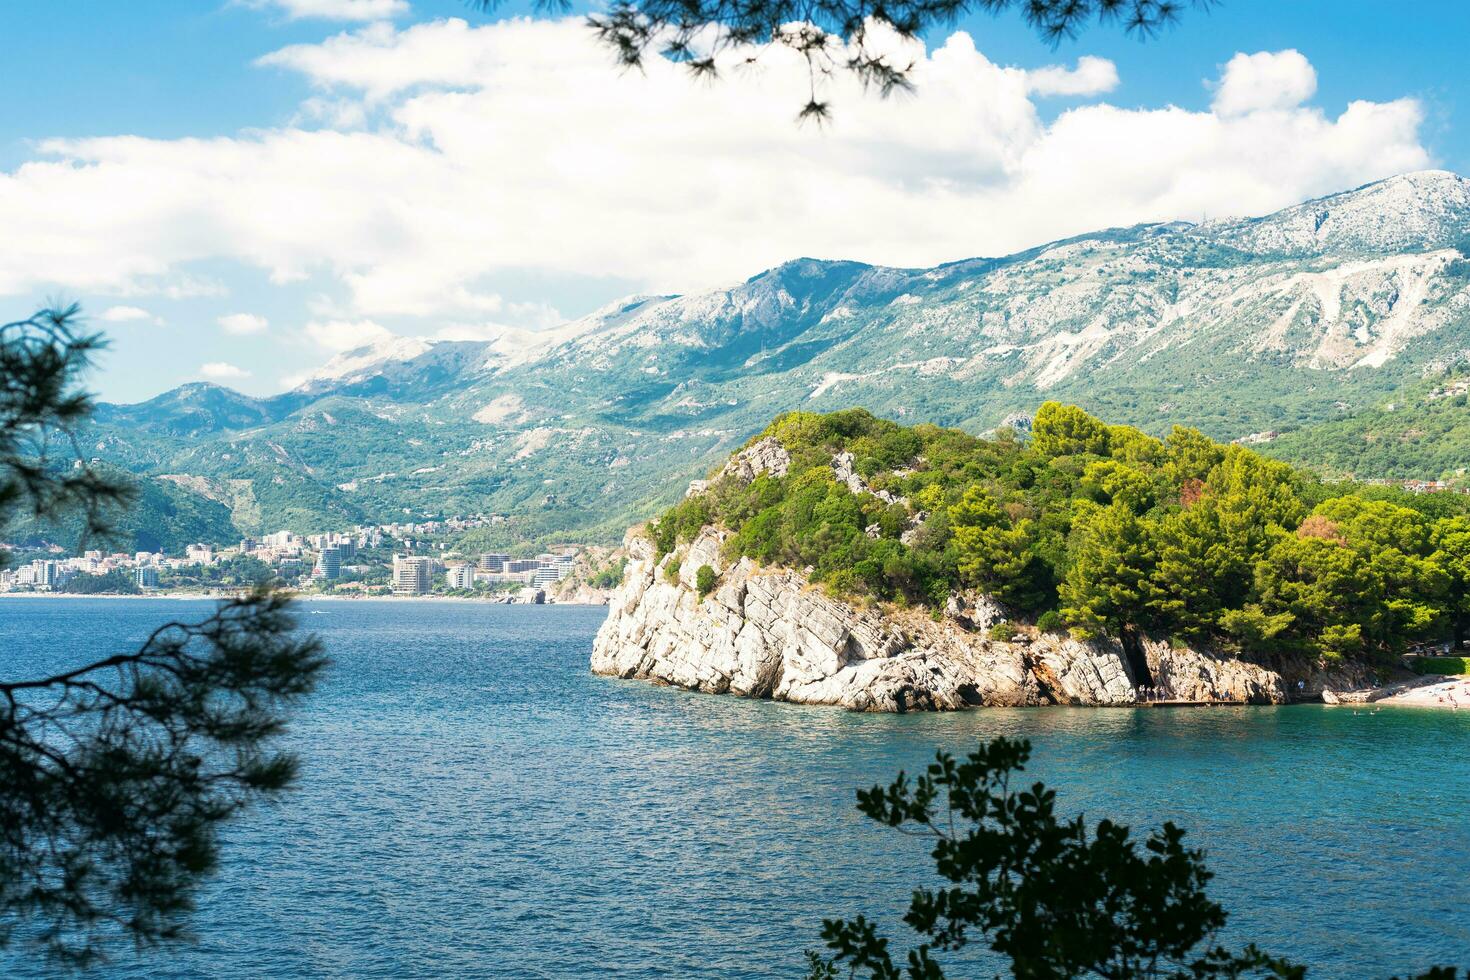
[1,307,326,967]
[807,737,1464,980]
[0,594,326,965]
[0,306,130,558]
[471,0,1212,118]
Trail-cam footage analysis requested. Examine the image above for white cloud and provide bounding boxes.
[218,312,270,335]
[305,318,393,351]
[200,361,251,379]
[99,305,152,322]
[256,18,500,100]
[0,21,1431,331]
[1212,49,1317,117]
[1025,56,1119,97]
[242,0,409,22]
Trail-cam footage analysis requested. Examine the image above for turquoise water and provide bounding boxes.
[1,597,1467,978]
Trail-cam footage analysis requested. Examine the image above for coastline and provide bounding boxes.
[9,591,1461,705]
[0,591,607,606]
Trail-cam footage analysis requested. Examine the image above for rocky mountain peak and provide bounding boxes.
[295,336,440,391]
[1206,169,1470,256]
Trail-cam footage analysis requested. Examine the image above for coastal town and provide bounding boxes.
[0,514,611,603]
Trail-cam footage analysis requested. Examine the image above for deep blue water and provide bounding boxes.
[1,597,1467,978]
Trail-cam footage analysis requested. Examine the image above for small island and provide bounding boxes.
[594,404,1470,710]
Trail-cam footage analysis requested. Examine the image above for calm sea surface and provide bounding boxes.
[1,598,1467,978]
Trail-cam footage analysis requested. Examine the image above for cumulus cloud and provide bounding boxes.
[1212,49,1317,117]
[200,361,251,379]
[305,318,393,351]
[242,0,408,22]
[0,20,1431,332]
[99,305,153,322]
[1025,55,1119,97]
[218,312,270,335]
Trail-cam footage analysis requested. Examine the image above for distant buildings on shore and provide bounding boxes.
[392,550,576,595]
[470,551,575,588]
[445,563,475,590]
[1,511,585,598]
[2,549,169,592]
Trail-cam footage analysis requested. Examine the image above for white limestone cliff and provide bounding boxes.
[591,526,1289,712]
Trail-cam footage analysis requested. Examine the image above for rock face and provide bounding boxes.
[1138,637,1285,704]
[830,451,902,505]
[685,437,791,498]
[591,527,1294,712]
[723,437,791,483]
[549,583,613,605]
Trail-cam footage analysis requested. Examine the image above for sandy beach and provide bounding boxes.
[1374,674,1470,709]
[1324,672,1470,710]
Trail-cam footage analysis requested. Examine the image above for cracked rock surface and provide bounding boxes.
[592,527,1294,712]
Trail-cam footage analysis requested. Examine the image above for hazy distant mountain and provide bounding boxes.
[83,170,1470,543]
[93,382,294,438]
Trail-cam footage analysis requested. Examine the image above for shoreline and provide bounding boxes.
[0,591,606,606]
[8,593,1462,708]
[1326,674,1470,711]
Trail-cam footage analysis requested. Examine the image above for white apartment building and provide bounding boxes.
[392,555,435,595]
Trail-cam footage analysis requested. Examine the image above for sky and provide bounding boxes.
[2,0,1468,403]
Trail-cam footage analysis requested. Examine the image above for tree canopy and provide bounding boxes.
[472,0,1213,117]
[652,404,1470,662]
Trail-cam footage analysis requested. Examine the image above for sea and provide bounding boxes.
[1,597,1467,978]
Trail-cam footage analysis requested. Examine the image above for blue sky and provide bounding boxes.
[1,0,1463,402]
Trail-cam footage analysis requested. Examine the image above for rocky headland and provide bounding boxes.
[590,525,1371,711]
[591,428,1394,713]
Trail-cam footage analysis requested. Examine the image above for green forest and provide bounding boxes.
[651,404,1470,661]
[2,465,238,555]
[1264,374,1470,481]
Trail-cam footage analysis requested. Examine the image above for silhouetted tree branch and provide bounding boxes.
[0,306,131,563]
[0,592,326,966]
[808,737,1464,979]
[471,0,1213,118]
[0,307,326,968]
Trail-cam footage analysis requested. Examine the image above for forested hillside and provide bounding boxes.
[652,405,1470,660]
[2,466,238,555]
[1264,373,1470,481]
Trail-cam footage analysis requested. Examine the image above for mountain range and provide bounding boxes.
[61,170,1470,549]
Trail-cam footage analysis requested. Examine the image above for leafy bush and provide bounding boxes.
[1414,656,1469,676]
[663,559,681,585]
[987,621,1017,642]
[1035,609,1065,633]
[695,564,716,596]
[590,558,627,589]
